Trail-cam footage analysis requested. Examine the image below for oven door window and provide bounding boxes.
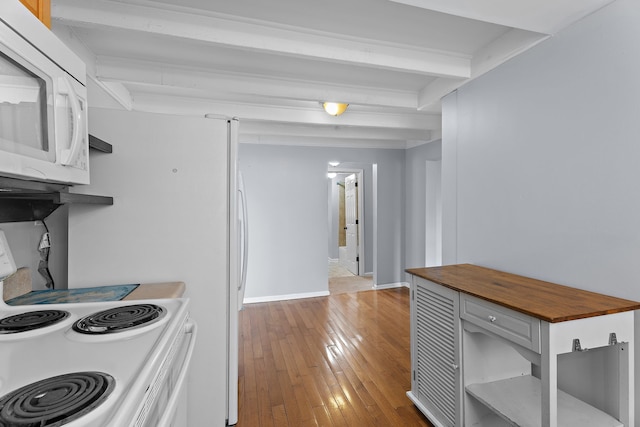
[0,49,54,162]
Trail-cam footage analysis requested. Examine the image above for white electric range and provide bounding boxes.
[0,289,197,427]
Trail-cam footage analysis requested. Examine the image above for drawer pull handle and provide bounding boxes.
[488,315,497,323]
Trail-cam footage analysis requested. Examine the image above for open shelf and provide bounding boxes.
[0,134,114,222]
[89,134,112,153]
[466,375,622,427]
[0,177,113,222]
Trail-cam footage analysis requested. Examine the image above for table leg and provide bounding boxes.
[541,322,557,427]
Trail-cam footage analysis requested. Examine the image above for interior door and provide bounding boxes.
[344,173,359,275]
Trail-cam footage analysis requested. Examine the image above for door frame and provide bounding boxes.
[329,168,365,276]
[425,159,442,267]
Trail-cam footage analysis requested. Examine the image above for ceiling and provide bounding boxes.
[50,0,614,148]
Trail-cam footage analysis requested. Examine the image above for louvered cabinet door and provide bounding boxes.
[410,277,462,427]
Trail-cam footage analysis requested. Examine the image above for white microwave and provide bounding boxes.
[0,1,89,185]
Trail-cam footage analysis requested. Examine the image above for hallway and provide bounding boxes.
[328,258,373,295]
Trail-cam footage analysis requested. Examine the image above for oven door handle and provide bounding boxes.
[156,319,198,427]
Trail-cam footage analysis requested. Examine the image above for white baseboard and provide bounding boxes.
[373,281,410,290]
[243,290,331,304]
[243,282,409,304]
[406,391,444,427]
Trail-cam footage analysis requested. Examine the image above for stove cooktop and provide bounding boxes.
[0,371,115,426]
[0,297,190,427]
[73,303,166,335]
[0,309,70,334]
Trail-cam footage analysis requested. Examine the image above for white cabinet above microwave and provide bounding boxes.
[0,0,89,185]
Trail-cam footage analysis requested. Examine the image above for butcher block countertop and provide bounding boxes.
[2,268,186,305]
[406,264,640,323]
[123,282,185,300]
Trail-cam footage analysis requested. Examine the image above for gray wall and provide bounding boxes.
[442,0,640,298]
[440,0,640,420]
[239,143,405,300]
[404,140,442,278]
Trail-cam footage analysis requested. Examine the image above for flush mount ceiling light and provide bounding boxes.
[328,161,340,167]
[322,102,349,116]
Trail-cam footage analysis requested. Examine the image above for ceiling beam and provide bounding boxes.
[417,78,463,111]
[471,28,549,78]
[387,0,615,34]
[240,121,431,141]
[95,57,420,109]
[52,0,471,78]
[417,28,549,110]
[239,134,414,150]
[51,22,133,110]
[126,91,441,130]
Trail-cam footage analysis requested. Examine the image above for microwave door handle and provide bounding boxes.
[58,77,83,166]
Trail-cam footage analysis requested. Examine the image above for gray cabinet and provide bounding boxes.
[408,276,462,427]
[407,265,637,427]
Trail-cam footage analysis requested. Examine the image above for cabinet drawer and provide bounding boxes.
[460,294,540,352]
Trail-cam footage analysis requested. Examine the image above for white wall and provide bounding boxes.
[440,0,640,421]
[0,205,68,291]
[0,221,47,289]
[239,143,405,301]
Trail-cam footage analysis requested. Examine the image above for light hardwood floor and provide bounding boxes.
[237,288,433,426]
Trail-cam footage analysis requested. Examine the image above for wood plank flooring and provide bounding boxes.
[237,288,433,426]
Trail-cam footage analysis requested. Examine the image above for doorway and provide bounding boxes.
[425,160,442,266]
[327,169,371,294]
[343,173,359,275]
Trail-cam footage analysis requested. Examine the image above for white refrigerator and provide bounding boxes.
[67,108,243,426]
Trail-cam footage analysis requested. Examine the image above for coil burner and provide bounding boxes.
[0,371,115,426]
[73,303,166,334]
[0,310,70,334]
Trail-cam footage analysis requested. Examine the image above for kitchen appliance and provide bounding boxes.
[0,0,89,185]
[0,233,198,426]
[227,170,248,424]
[67,110,242,426]
[0,294,197,426]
